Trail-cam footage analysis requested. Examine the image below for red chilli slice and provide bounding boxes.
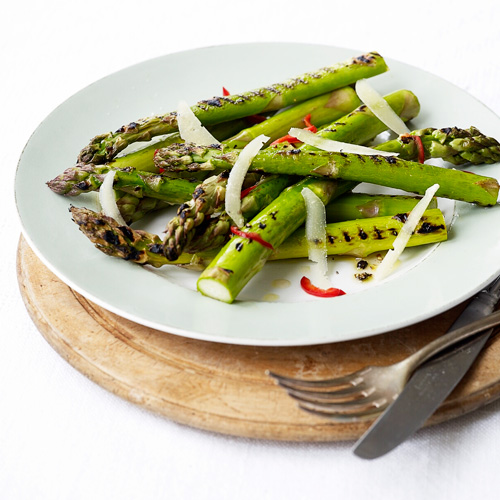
[240,184,258,199]
[300,276,345,298]
[230,226,274,250]
[413,135,425,164]
[402,134,425,164]
[270,134,302,146]
[271,114,317,146]
[222,87,231,96]
[303,114,318,133]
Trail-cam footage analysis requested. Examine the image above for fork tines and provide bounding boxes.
[267,370,387,423]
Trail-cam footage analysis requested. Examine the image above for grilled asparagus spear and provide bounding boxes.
[70,205,446,270]
[155,142,499,206]
[375,127,500,164]
[78,52,388,164]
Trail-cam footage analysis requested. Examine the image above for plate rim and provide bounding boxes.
[15,42,500,346]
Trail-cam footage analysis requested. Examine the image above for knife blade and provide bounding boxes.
[353,275,500,459]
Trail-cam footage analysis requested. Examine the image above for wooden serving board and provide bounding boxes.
[17,236,500,441]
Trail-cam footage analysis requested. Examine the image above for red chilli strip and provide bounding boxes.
[300,276,346,298]
[413,135,425,164]
[222,87,231,96]
[271,114,318,146]
[270,134,302,146]
[230,226,274,250]
[303,114,318,133]
[240,184,258,199]
[402,134,425,164]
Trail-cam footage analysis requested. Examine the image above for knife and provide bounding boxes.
[354,275,500,459]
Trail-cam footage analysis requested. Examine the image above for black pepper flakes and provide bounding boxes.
[355,272,372,281]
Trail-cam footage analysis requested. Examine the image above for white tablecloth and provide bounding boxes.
[3,1,500,498]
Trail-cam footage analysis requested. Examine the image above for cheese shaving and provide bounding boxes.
[376,184,440,281]
[301,187,331,290]
[99,170,127,226]
[355,79,411,136]
[176,100,220,146]
[226,134,269,228]
[289,128,399,156]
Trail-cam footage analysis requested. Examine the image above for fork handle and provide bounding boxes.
[402,307,500,373]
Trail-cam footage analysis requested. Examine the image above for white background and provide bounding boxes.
[3,1,500,498]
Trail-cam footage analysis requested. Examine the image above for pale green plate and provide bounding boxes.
[15,43,500,345]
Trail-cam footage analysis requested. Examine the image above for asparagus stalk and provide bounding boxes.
[109,134,181,172]
[303,89,420,147]
[48,164,200,201]
[70,206,446,269]
[325,193,437,222]
[155,142,499,206]
[374,126,500,165]
[274,208,446,261]
[78,52,388,164]
[70,206,170,267]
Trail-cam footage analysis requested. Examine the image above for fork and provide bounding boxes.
[268,307,500,422]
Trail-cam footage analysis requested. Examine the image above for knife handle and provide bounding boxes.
[451,275,500,331]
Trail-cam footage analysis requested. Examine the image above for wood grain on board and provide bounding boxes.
[17,237,500,441]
